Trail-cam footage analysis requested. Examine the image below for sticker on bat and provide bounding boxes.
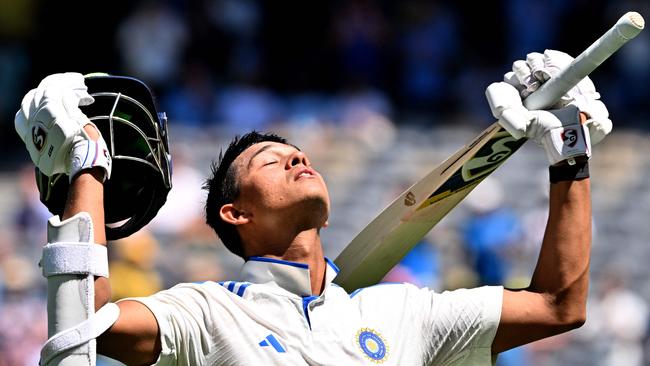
[461,130,518,181]
[417,130,524,210]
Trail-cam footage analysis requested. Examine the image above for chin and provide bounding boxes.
[299,184,330,209]
[292,194,330,226]
[304,194,330,214]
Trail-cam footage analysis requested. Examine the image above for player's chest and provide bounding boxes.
[210,294,409,365]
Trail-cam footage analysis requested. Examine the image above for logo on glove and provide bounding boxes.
[32,125,47,151]
[562,128,578,148]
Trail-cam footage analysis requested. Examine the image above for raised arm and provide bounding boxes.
[493,168,591,353]
[484,50,612,354]
[65,128,162,365]
[62,146,110,309]
[15,74,161,365]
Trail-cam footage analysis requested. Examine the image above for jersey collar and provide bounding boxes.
[239,256,339,296]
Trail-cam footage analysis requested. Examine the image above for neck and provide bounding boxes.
[246,228,327,295]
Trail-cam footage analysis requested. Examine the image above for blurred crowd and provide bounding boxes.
[0,0,649,365]
[1,0,650,154]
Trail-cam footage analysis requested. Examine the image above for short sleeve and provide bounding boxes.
[123,284,218,365]
[419,285,503,365]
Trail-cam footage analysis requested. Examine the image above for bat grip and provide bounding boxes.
[523,11,644,110]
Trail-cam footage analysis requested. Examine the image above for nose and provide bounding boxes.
[286,150,310,169]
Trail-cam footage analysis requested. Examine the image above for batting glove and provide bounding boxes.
[486,81,590,166]
[503,49,612,145]
[15,72,112,181]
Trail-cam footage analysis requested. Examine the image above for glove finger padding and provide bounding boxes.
[511,60,541,98]
[486,81,591,166]
[14,73,104,177]
[512,60,533,86]
[37,72,95,106]
[529,50,567,81]
[16,87,85,176]
[528,50,602,110]
[501,49,612,146]
[503,71,527,96]
[525,52,550,83]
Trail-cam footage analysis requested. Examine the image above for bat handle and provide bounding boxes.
[523,11,645,110]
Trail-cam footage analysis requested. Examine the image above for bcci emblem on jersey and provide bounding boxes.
[356,328,389,363]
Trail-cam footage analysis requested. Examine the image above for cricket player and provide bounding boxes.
[17,50,611,365]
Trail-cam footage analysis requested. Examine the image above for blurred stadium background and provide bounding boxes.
[0,0,649,365]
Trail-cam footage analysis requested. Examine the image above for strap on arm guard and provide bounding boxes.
[40,212,120,366]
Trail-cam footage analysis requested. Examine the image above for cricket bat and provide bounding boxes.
[334,11,645,292]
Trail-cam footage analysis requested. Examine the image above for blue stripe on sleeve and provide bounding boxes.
[227,281,236,292]
[236,282,251,297]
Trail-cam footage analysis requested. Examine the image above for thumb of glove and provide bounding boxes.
[486,82,530,140]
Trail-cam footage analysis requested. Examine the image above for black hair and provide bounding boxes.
[204,131,288,258]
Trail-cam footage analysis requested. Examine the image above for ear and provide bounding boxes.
[219,204,250,225]
[322,220,329,228]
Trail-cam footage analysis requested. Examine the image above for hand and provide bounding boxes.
[15,73,111,181]
[68,123,112,182]
[486,81,591,166]
[503,50,612,145]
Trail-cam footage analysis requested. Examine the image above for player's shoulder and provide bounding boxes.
[158,280,255,300]
[348,282,423,300]
[180,280,252,292]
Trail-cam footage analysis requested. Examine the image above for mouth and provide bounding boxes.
[295,168,316,181]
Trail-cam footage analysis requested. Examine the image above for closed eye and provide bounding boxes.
[263,161,277,166]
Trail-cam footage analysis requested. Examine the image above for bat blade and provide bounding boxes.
[333,11,644,293]
[334,123,525,291]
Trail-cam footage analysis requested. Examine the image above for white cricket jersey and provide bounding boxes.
[128,257,502,365]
